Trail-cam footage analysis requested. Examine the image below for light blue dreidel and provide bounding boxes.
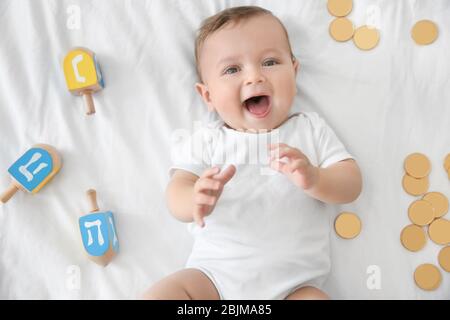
[1,144,62,204]
[79,189,119,266]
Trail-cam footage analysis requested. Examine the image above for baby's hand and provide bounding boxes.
[193,165,236,228]
[269,143,319,190]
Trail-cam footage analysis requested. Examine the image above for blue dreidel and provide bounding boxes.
[79,189,119,266]
[1,144,62,204]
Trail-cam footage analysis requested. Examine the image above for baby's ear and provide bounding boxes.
[195,82,215,112]
[293,58,300,76]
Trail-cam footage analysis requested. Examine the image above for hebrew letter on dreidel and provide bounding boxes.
[108,216,117,246]
[84,219,104,246]
[107,212,119,253]
[79,213,109,257]
[72,54,86,83]
[18,152,48,182]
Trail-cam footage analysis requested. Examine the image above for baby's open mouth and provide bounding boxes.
[243,95,271,118]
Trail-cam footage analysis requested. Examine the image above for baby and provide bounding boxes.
[143,6,362,300]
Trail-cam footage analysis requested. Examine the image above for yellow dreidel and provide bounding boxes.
[63,47,104,115]
[1,144,62,204]
[79,189,119,266]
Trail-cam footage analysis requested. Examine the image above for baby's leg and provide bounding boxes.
[141,268,220,300]
[285,286,329,300]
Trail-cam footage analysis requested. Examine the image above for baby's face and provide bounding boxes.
[196,14,299,131]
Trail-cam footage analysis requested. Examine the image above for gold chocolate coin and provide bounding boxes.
[404,153,431,178]
[408,200,435,226]
[423,192,449,218]
[411,20,438,45]
[438,246,450,272]
[329,17,354,42]
[402,174,429,196]
[444,153,450,171]
[414,264,442,291]
[428,218,450,245]
[402,174,430,196]
[400,224,426,252]
[327,0,353,17]
[353,26,380,50]
[334,212,361,239]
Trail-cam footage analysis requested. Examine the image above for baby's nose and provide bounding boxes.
[245,69,266,86]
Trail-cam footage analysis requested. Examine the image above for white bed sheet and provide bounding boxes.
[0,0,449,299]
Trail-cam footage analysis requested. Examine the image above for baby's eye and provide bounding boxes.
[223,66,240,75]
[262,59,279,67]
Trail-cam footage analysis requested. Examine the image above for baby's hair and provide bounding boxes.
[195,6,295,82]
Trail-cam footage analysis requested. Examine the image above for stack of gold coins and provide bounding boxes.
[402,153,430,196]
[327,0,380,50]
[401,153,450,291]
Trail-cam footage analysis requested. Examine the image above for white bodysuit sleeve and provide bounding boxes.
[309,113,354,168]
[168,127,213,178]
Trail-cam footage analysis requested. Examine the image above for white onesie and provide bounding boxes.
[169,112,354,299]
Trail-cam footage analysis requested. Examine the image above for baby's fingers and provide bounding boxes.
[212,165,236,185]
[201,167,220,179]
[289,159,308,174]
[195,192,217,206]
[270,159,290,174]
[193,204,206,228]
[269,144,303,160]
[193,193,217,228]
[194,178,221,193]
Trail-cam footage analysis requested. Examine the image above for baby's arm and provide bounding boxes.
[166,169,199,223]
[166,166,236,226]
[269,143,362,204]
[304,159,362,204]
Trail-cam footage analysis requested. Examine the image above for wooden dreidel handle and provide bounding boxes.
[79,189,119,267]
[1,144,62,204]
[86,189,99,212]
[0,185,19,204]
[83,91,95,115]
[63,47,104,116]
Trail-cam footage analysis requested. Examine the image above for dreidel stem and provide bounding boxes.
[83,91,96,115]
[0,184,18,204]
[86,189,99,212]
